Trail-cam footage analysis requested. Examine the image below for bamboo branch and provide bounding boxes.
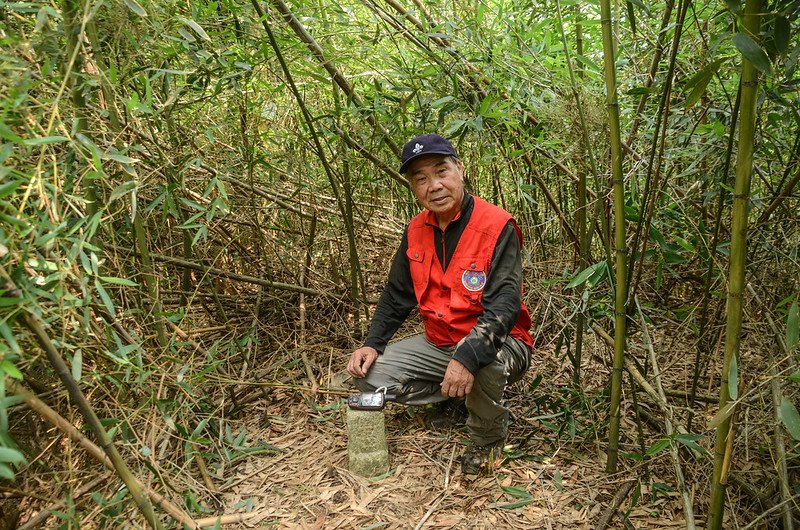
[267,0,403,161]
[107,243,332,297]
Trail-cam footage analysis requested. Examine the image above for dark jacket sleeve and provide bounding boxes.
[452,221,523,374]
[362,228,417,353]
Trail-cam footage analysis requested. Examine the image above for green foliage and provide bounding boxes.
[0,0,799,525]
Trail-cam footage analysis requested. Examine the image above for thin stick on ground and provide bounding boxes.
[595,479,636,530]
[637,297,697,529]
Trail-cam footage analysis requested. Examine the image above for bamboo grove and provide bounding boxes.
[1,0,799,527]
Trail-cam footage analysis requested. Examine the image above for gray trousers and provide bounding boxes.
[354,334,530,445]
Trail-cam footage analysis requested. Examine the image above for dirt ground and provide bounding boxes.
[211,340,696,530]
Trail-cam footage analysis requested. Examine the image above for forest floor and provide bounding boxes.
[211,334,698,530]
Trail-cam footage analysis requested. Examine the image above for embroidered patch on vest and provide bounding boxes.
[462,270,486,292]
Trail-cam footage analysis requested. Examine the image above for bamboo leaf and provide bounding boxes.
[178,16,212,42]
[109,181,138,203]
[786,302,798,351]
[103,151,140,164]
[0,447,26,465]
[498,498,534,509]
[98,276,138,287]
[728,355,738,400]
[774,17,790,54]
[780,398,800,440]
[500,486,532,500]
[0,322,21,355]
[732,33,773,76]
[22,135,68,146]
[0,464,14,480]
[684,58,724,109]
[94,278,116,318]
[675,433,708,454]
[0,361,22,380]
[71,349,82,382]
[431,96,454,108]
[567,261,604,288]
[707,402,736,431]
[645,438,670,456]
[123,0,148,17]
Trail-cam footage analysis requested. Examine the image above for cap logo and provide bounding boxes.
[412,143,424,154]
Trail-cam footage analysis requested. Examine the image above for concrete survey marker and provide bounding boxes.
[346,406,389,477]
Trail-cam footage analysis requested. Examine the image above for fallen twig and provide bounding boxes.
[595,479,636,530]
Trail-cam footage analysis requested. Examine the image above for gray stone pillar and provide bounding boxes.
[346,406,389,477]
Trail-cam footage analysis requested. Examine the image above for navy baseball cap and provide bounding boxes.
[399,134,458,174]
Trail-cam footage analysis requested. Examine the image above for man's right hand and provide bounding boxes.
[347,346,378,378]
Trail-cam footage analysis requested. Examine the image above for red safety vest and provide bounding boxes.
[406,196,533,349]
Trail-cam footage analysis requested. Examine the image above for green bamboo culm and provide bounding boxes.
[707,0,763,526]
[599,0,628,474]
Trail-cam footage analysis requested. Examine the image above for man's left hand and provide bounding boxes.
[440,359,475,398]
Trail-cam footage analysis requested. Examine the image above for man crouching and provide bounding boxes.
[347,133,533,474]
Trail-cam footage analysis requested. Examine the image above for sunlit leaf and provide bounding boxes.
[733,33,773,76]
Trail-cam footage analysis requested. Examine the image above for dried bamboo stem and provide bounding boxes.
[595,479,636,530]
[637,300,697,529]
[107,244,327,297]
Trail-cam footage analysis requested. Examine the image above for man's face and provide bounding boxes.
[407,155,465,224]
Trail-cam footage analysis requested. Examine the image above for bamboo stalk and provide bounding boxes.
[554,0,598,384]
[708,0,763,525]
[599,0,629,474]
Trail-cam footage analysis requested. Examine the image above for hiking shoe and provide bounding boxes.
[423,399,468,431]
[460,440,506,475]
